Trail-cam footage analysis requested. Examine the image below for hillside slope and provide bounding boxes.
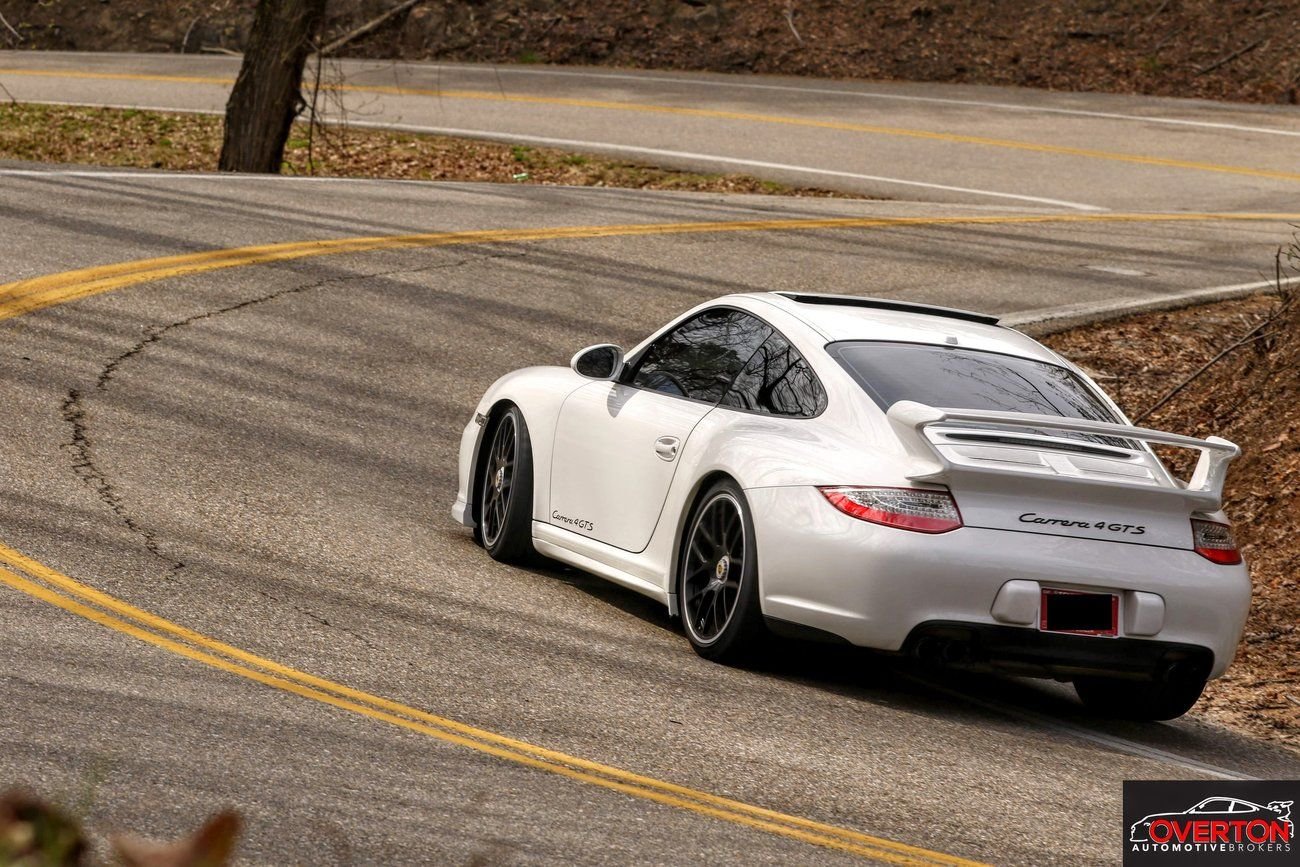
[5,0,1298,104]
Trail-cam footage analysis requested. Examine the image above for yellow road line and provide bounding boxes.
[3,211,1300,323]
[2,67,1298,183]
[0,546,982,866]
[0,66,1289,862]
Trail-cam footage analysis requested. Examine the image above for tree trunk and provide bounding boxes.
[218,0,327,173]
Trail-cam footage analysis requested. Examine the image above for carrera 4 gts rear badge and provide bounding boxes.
[1019,512,1147,536]
[1124,781,1296,864]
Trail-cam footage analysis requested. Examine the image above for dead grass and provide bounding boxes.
[0,103,851,197]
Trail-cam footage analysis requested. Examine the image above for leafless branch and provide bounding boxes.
[1133,328,1279,424]
[1195,36,1268,76]
[0,10,24,44]
[181,15,203,53]
[783,4,803,44]
[321,0,424,56]
[305,46,325,174]
[1133,240,1299,424]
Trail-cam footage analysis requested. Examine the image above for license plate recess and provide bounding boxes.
[1039,588,1117,637]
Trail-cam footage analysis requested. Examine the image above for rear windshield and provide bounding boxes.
[828,341,1120,422]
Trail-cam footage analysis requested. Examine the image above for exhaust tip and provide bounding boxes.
[914,636,943,663]
[941,640,972,665]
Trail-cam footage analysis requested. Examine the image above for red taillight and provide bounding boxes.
[819,486,963,534]
[1191,519,1242,565]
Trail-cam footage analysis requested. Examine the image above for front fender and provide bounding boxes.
[451,366,590,529]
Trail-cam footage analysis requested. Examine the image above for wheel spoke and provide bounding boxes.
[722,583,737,620]
[722,508,740,548]
[696,587,712,631]
[686,561,712,581]
[683,582,706,605]
[711,507,726,551]
[689,534,712,563]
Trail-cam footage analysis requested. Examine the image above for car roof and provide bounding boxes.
[738,291,1061,364]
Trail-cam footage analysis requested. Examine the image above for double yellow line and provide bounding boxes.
[5,211,1300,323]
[2,67,1299,183]
[0,542,980,866]
[3,209,1299,862]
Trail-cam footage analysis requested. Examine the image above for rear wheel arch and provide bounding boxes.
[676,475,767,661]
[670,470,740,605]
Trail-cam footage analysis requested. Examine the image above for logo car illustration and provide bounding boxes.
[1129,797,1294,843]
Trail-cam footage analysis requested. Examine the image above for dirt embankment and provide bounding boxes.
[4,0,1299,105]
[1044,242,1300,749]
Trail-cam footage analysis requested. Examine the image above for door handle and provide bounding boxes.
[654,436,680,461]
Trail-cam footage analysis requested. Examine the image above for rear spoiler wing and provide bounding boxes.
[887,400,1240,510]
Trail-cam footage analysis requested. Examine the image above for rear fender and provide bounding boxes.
[647,406,907,613]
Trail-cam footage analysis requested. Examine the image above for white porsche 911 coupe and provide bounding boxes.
[452,292,1249,720]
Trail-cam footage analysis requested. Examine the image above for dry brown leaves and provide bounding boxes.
[13,1,1297,105]
[1046,287,1300,750]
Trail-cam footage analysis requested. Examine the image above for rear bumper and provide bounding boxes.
[901,621,1214,683]
[747,485,1250,679]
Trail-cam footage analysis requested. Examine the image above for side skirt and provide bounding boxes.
[532,522,672,611]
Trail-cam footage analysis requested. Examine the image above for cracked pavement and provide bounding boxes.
[1,167,1299,866]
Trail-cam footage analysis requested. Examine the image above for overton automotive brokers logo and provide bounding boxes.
[1125,781,1296,865]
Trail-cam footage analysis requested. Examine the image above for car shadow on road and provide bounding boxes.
[526,550,1300,780]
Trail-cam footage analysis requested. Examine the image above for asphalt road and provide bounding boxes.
[1,53,1299,866]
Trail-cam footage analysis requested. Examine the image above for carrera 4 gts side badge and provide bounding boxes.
[551,510,595,532]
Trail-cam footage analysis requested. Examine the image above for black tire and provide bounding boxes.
[677,479,767,663]
[477,406,536,565]
[1073,675,1207,721]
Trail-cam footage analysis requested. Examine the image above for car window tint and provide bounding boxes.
[829,342,1119,422]
[630,309,772,403]
[722,330,826,417]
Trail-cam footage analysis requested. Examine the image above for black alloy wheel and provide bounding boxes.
[478,406,535,564]
[679,480,765,662]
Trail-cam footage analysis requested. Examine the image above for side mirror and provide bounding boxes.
[571,344,624,381]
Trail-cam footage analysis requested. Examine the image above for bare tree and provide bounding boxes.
[218,0,327,173]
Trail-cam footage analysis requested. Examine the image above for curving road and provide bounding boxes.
[1,52,1299,865]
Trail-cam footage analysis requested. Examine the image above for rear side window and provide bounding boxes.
[828,341,1118,422]
[629,309,772,403]
[722,331,826,417]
